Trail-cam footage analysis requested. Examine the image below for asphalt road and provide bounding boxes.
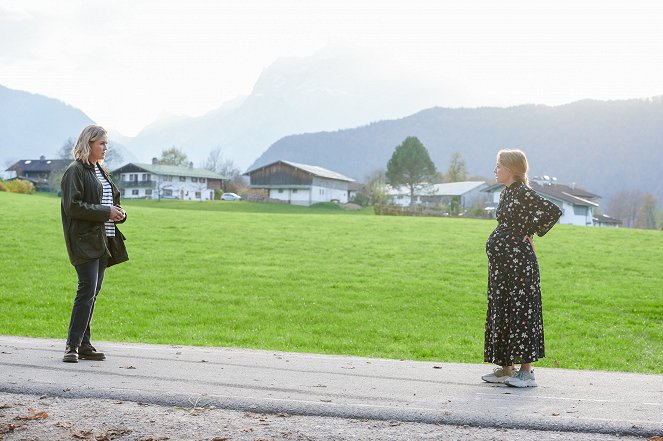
[1,336,661,437]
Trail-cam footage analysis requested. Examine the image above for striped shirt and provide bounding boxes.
[94,165,116,237]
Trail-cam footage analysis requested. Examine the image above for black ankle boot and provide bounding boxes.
[63,345,78,363]
[79,343,106,361]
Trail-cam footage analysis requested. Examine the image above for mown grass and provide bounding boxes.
[1,192,661,373]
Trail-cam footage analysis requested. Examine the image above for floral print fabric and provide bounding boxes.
[484,181,563,366]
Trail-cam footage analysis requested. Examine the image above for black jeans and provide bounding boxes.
[67,254,108,348]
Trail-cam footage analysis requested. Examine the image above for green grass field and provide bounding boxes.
[1,192,661,373]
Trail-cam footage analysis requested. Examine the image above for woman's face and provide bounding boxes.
[493,160,514,185]
[88,136,108,164]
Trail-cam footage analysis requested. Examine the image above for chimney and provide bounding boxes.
[189,161,193,168]
[152,157,158,165]
[40,155,45,160]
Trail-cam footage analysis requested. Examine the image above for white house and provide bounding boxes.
[482,177,601,226]
[245,160,355,206]
[388,181,489,209]
[112,160,225,200]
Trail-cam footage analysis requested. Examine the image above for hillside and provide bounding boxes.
[0,84,136,168]
[249,97,663,205]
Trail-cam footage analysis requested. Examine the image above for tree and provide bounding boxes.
[446,152,468,182]
[104,144,124,167]
[203,148,223,172]
[158,146,189,166]
[385,136,436,206]
[353,170,389,207]
[635,193,658,229]
[608,191,643,228]
[57,138,75,160]
[203,148,244,194]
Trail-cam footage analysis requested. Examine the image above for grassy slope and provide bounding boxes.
[1,192,661,373]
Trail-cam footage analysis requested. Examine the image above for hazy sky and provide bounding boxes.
[2,0,662,136]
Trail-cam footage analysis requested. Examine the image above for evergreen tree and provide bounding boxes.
[385,136,436,206]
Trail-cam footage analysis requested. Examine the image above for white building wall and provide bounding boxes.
[120,172,214,200]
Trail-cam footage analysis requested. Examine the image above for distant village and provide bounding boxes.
[3,146,637,229]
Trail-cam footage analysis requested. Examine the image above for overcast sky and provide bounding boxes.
[2,0,662,136]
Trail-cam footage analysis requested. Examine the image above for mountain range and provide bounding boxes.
[250,98,663,206]
[0,84,135,168]
[2,48,662,207]
[114,49,467,168]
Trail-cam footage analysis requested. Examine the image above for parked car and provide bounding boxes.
[220,192,242,201]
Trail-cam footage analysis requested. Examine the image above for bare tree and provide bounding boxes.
[203,148,223,172]
[635,193,658,229]
[607,191,643,228]
[446,151,468,182]
[104,145,124,168]
[354,170,388,206]
[202,148,245,194]
[57,138,75,160]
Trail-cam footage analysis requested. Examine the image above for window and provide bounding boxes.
[199,178,206,183]
[164,176,173,182]
[195,191,201,199]
[164,189,173,196]
[278,189,284,193]
[573,205,588,216]
[142,174,150,181]
[130,174,138,182]
[179,176,186,182]
[192,177,198,183]
[132,189,139,195]
[120,189,125,196]
[292,189,298,194]
[145,189,152,196]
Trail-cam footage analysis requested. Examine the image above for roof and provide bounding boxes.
[593,214,622,225]
[246,160,355,182]
[482,182,599,207]
[6,158,70,173]
[111,163,226,180]
[427,181,487,196]
[387,181,487,196]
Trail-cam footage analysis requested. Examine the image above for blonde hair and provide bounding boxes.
[72,125,107,163]
[497,148,529,186]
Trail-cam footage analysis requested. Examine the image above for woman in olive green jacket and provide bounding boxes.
[60,125,128,363]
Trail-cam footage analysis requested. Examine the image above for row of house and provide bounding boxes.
[5,156,620,227]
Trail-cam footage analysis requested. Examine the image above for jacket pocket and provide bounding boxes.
[74,225,105,260]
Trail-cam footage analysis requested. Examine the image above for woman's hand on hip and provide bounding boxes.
[523,235,535,251]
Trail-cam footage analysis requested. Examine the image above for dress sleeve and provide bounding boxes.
[517,186,563,237]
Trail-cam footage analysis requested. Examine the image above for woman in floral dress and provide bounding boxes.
[482,149,562,388]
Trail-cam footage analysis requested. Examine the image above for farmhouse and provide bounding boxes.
[245,160,355,206]
[388,181,489,209]
[482,176,601,226]
[4,156,70,191]
[112,160,225,200]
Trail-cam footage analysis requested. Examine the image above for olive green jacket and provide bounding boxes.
[60,160,128,267]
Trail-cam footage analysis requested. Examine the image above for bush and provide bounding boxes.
[4,179,36,194]
[0,180,6,192]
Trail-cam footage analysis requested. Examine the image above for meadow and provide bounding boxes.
[1,191,661,373]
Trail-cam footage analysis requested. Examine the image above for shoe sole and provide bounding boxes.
[62,357,78,363]
[506,381,537,387]
[481,377,509,383]
[78,354,106,361]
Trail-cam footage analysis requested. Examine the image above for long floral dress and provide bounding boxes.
[484,181,563,366]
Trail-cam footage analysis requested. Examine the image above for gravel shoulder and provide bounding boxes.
[0,392,650,441]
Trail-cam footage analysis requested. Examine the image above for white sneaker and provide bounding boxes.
[505,369,538,387]
[481,367,516,383]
